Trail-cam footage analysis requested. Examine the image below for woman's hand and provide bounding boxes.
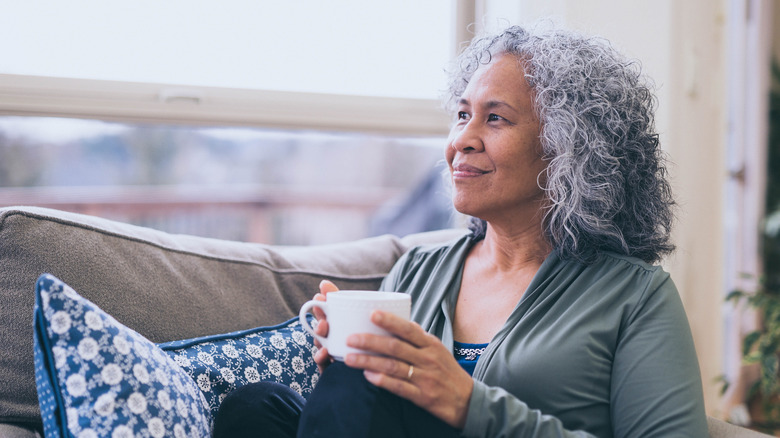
[344,311,474,429]
[312,280,339,373]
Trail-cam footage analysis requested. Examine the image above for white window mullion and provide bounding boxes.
[0,74,450,135]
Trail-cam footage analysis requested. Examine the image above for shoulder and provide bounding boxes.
[550,250,678,312]
[587,252,682,324]
[584,251,671,286]
[397,233,474,268]
[381,233,474,292]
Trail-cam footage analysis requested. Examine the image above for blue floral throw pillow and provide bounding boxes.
[157,315,320,418]
[33,274,211,438]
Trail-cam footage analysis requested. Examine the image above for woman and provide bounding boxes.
[215,24,707,437]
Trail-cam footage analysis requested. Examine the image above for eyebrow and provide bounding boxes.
[458,98,518,113]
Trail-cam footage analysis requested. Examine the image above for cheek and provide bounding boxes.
[444,142,455,165]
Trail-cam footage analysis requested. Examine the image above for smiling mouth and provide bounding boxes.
[452,163,488,178]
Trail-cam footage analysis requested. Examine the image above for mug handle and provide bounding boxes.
[299,300,328,348]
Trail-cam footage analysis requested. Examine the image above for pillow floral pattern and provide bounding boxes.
[33,274,211,438]
[157,315,320,418]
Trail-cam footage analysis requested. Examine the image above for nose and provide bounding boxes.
[448,119,484,154]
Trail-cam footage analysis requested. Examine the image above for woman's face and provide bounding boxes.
[445,55,547,224]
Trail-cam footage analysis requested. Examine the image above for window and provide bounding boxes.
[0,1,457,133]
[0,1,454,99]
[0,3,466,244]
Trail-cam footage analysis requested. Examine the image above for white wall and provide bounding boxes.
[481,0,729,416]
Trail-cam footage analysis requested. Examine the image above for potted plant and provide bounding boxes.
[723,60,780,434]
[726,282,780,433]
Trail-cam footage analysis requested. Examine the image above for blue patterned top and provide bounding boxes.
[453,341,488,376]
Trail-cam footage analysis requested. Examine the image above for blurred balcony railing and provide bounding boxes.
[0,185,404,245]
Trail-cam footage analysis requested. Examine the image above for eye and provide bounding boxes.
[487,113,503,122]
[457,111,469,121]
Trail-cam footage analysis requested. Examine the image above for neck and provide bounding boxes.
[478,221,551,272]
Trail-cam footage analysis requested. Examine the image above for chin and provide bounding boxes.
[452,200,481,219]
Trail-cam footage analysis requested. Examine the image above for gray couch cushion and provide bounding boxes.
[707,416,774,437]
[0,424,41,438]
[0,206,464,428]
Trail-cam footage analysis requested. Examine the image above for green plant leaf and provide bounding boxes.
[714,374,730,395]
[720,380,730,395]
[745,351,762,364]
[744,331,762,356]
[760,354,779,396]
[726,290,746,303]
[748,380,761,399]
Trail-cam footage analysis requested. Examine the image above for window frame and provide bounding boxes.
[0,73,450,136]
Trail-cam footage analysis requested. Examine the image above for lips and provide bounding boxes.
[452,163,489,178]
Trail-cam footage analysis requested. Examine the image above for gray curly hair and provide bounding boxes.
[447,25,675,264]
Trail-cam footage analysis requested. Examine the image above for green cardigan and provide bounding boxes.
[380,234,707,438]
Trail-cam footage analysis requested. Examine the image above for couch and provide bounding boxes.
[0,206,770,437]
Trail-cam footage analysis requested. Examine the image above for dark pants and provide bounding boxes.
[212,380,305,438]
[213,362,460,438]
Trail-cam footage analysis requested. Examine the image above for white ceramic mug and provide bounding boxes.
[298,290,411,361]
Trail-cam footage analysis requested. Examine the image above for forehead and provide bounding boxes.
[461,55,535,108]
